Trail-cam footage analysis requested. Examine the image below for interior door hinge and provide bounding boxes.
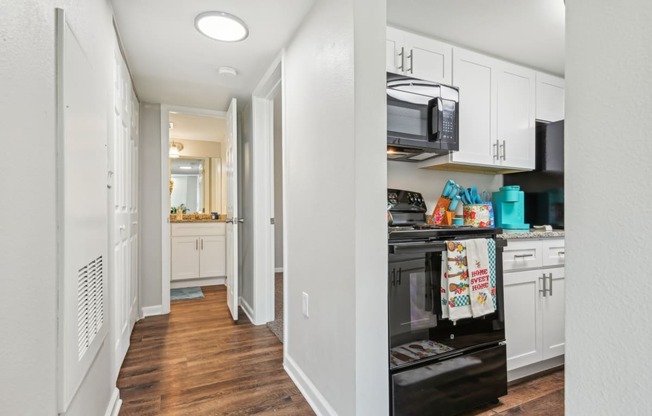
[270,218,275,225]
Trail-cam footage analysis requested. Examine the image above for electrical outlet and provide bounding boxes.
[302,292,309,318]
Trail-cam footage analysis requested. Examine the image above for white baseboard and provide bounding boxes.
[140,305,163,318]
[284,355,336,416]
[508,355,565,383]
[170,276,225,289]
[104,387,121,416]
[274,267,284,273]
[240,296,258,324]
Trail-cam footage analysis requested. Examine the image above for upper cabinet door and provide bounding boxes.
[497,62,536,170]
[386,27,452,84]
[536,72,565,122]
[450,48,497,166]
[386,27,405,74]
[404,32,453,85]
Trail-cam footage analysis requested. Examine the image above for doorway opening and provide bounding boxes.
[160,106,228,313]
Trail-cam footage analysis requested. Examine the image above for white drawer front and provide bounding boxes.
[503,240,543,271]
[171,222,226,237]
[542,239,565,267]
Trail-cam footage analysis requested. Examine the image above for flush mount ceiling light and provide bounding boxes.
[218,66,238,77]
[169,141,184,158]
[195,12,249,42]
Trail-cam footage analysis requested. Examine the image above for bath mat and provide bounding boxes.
[171,287,204,301]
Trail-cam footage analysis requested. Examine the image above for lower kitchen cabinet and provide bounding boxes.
[171,223,226,282]
[503,238,565,373]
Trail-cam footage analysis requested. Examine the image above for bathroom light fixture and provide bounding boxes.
[169,141,184,158]
[195,12,249,42]
[169,122,174,129]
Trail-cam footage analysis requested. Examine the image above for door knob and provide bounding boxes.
[237,218,244,224]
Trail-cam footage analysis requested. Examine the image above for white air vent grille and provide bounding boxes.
[77,256,104,360]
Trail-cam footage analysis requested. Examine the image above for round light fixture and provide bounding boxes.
[195,12,249,42]
[218,66,238,77]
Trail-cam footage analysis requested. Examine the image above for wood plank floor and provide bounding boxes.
[118,285,563,415]
[117,285,314,415]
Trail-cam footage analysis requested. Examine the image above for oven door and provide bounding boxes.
[388,239,506,370]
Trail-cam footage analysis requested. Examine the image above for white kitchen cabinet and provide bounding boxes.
[535,72,565,122]
[420,47,535,172]
[386,27,452,85]
[503,238,565,374]
[497,62,536,170]
[171,223,226,282]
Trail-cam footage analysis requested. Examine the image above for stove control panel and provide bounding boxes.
[387,189,427,212]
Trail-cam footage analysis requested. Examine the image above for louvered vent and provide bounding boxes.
[77,256,104,360]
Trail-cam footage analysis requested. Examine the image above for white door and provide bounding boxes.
[497,62,536,170]
[171,237,200,280]
[110,43,138,378]
[542,267,565,359]
[450,48,497,166]
[225,98,239,320]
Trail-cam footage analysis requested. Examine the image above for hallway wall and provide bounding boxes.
[0,0,117,415]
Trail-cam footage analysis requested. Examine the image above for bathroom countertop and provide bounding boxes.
[497,229,565,239]
[170,219,226,223]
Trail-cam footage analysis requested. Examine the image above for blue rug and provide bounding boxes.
[171,287,204,301]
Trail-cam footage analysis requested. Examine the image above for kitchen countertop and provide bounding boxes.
[497,229,565,239]
[170,219,226,223]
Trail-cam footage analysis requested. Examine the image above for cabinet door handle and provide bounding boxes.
[201,238,204,250]
[493,140,499,160]
[558,251,565,256]
[548,273,553,297]
[514,254,534,259]
[500,140,506,160]
[196,239,198,250]
[398,47,405,72]
[407,50,414,74]
[398,268,402,285]
[539,274,547,297]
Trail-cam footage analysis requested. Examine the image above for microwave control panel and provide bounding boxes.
[440,100,457,143]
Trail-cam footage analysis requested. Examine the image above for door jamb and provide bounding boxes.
[159,105,226,314]
[251,52,284,325]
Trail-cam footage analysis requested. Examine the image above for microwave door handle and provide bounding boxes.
[426,97,443,142]
[390,241,446,254]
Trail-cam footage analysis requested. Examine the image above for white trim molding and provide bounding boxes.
[251,52,283,325]
[240,296,257,324]
[284,355,337,416]
[104,388,122,416]
[274,267,284,273]
[140,305,163,318]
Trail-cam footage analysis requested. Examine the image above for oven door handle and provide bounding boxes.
[389,241,446,254]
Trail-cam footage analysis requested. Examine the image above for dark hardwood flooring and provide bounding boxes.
[117,285,314,415]
[118,285,563,415]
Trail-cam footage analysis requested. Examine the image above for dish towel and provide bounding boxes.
[442,241,472,322]
[466,238,495,318]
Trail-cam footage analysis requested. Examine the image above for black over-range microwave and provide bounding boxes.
[387,72,459,162]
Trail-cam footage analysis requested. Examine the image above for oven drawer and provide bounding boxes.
[502,240,543,271]
[391,345,507,416]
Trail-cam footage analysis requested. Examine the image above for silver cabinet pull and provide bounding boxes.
[398,47,405,71]
[501,140,506,160]
[514,254,534,259]
[539,274,547,297]
[201,238,204,250]
[548,273,553,296]
[407,50,413,74]
[558,251,565,256]
[195,239,198,250]
[493,140,499,160]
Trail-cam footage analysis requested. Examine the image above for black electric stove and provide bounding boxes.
[386,189,507,416]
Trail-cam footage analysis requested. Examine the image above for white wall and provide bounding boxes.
[273,93,284,269]
[565,0,652,413]
[388,162,503,211]
[0,0,117,415]
[283,0,387,414]
[139,103,163,309]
